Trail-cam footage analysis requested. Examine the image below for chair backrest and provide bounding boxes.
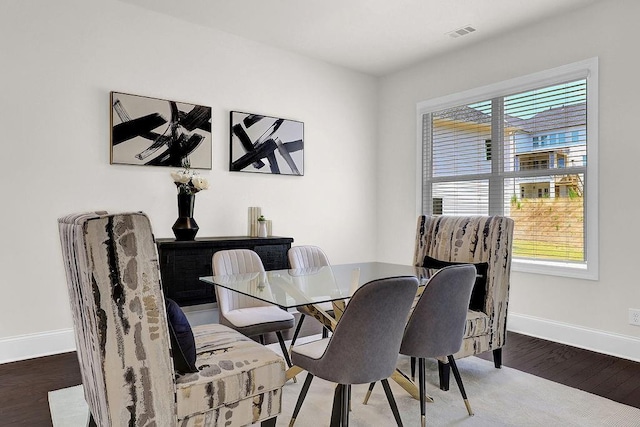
[58,212,176,426]
[400,265,476,359]
[288,245,330,269]
[212,249,272,314]
[313,276,418,385]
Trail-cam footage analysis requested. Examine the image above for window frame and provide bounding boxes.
[415,58,599,280]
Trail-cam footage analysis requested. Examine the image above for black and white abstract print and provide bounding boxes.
[110,92,212,169]
[230,111,304,175]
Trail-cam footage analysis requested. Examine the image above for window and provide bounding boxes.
[485,139,492,161]
[432,197,443,215]
[417,58,598,279]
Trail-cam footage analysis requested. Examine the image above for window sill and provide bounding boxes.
[512,258,598,281]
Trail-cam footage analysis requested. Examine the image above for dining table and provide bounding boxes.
[199,261,430,399]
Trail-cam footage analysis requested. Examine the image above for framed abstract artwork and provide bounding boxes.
[110,92,212,169]
[230,111,304,175]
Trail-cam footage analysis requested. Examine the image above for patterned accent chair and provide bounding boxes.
[414,215,514,390]
[58,211,285,427]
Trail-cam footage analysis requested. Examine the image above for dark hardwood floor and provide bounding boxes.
[2,328,639,426]
[477,332,640,409]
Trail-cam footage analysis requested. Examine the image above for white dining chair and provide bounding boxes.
[212,249,295,368]
[287,246,334,347]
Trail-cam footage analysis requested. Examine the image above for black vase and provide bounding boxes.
[172,193,199,241]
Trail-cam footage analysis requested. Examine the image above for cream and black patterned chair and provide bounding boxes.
[413,215,514,390]
[58,212,285,427]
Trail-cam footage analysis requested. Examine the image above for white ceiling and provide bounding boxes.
[119,0,600,76]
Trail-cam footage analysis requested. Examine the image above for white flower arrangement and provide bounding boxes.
[171,167,209,195]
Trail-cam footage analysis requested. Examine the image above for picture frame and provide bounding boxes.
[230,111,304,175]
[110,91,212,169]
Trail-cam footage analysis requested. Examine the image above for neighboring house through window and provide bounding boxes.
[417,58,598,279]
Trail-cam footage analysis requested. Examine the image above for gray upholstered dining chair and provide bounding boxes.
[212,249,295,368]
[401,264,477,427]
[288,276,419,426]
[287,245,334,346]
[58,212,285,426]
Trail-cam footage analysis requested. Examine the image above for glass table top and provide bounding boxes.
[199,262,429,309]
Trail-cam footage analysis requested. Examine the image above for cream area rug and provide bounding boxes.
[49,336,640,426]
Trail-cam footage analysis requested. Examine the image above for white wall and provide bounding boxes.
[377,0,640,360]
[0,0,378,361]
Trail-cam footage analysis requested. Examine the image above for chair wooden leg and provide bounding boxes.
[289,314,306,350]
[322,326,329,338]
[448,355,473,416]
[438,359,451,391]
[493,347,503,368]
[289,373,314,427]
[419,358,426,427]
[363,382,376,404]
[381,379,403,427]
[261,416,277,427]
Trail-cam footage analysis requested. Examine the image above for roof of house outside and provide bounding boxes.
[435,103,586,135]
[508,103,586,134]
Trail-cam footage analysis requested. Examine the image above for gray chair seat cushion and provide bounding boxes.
[291,337,331,366]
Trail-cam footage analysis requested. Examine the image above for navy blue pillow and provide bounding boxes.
[165,298,197,374]
[423,256,488,312]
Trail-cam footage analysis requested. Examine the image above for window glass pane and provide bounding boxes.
[505,80,586,174]
[432,103,492,177]
[432,180,489,215]
[504,176,584,262]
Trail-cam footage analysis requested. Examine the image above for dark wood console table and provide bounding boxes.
[156,236,294,306]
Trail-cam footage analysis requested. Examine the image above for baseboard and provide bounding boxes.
[3,313,639,364]
[508,312,640,362]
[0,328,75,364]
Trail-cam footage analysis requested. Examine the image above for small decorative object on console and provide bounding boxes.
[257,215,268,237]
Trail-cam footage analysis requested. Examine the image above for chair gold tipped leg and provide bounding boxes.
[464,399,474,416]
[421,414,426,427]
[288,417,296,427]
[363,389,372,405]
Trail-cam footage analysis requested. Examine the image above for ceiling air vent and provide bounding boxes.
[447,25,476,39]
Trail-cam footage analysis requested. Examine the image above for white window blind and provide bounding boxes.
[421,69,595,275]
